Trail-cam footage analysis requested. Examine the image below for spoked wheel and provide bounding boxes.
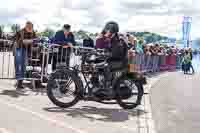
[115,75,144,109]
[47,69,83,108]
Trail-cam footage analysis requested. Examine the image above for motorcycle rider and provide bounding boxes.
[95,21,128,96]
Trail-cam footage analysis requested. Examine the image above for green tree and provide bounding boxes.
[157,35,162,41]
[94,33,99,36]
[89,33,94,37]
[11,24,20,33]
[0,25,4,32]
[41,28,55,38]
[0,25,5,38]
[77,30,88,39]
[0,27,2,38]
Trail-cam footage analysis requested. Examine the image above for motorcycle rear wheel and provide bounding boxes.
[115,75,144,109]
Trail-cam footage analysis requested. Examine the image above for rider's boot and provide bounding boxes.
[101,68,113,97]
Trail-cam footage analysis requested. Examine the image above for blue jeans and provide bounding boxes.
[15,48,26,80]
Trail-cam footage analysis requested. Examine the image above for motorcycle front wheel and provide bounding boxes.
[47,69,83,108]
[115,75,144,109]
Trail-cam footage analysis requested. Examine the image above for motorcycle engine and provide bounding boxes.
[118,86,132,100]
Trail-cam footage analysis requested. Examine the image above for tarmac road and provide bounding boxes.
[151,72,200,133]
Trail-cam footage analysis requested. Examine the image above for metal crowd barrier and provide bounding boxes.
[0,40,93,81]
[128,52,183,73]
[0,39,50,89]
[0,39,15,79]
[14,44,83,83]
[14,42,49,89]
[0,39,184,86]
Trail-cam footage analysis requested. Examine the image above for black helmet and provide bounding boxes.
[102,21,119,34]
[63,24,71,31]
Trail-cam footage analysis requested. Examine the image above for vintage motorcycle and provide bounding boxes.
[47,47,145,109]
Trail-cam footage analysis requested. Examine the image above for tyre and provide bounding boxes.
[47,69,83,108]
[115,75,144,109]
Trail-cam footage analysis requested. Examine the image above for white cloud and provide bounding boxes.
[0,0,199,39]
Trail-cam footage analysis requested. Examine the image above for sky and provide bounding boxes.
[0,0,200,39]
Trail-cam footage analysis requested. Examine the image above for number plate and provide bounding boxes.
[53,48,59,53]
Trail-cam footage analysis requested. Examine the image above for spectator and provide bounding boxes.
[53,24,76,45]
[188,48,195,73]
[136,40,144,54]
[51,24,76,71]
[83,34,94,48]
[158,46,165,55]
[188,48,193,60]
[126,34,136,49]
[150,46,157,55]
[154,44,160,53]
[15,21,44,90]
[144,45,152,56]
[182,50,192,74]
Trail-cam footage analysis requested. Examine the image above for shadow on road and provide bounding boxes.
[22,82,47,95]
[0,89,29,98]
[43,106,146,122]
[145,71,168,78]
[183,73,195,75]
[0,82,46,98]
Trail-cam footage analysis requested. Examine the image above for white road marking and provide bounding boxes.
[0,99,87,133]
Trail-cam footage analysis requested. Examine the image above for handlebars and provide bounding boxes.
[73,46,111,58]
[31,39,111,58]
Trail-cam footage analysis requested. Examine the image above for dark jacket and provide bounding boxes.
[95,37,110,49]
[190,52,193,60]
[53,30,76,45]
[83,38,94,48]
[110,35,128,61]
[96,34,128,61]
[16,29,36,48]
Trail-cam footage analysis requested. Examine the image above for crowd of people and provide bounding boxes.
[11,21,129,92]
[118,33,195,74]
[119,34,192,57]
[0,20,196,90]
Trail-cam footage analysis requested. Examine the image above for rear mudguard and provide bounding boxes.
[127,72,147,85]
